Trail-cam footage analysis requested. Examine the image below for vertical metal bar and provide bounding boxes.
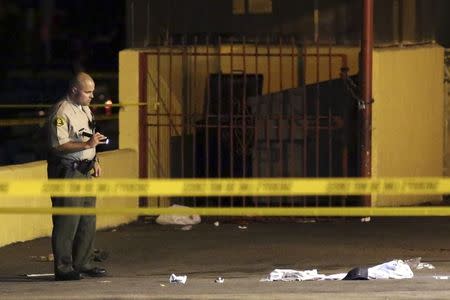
[328,38,333,207]
[302,45,307,207]
[205,35,211,207]
[361,0,374,207]
[242,36,247,207]
[254,37,259,207]
[193,36,198,207]
[205,38,211,178]
[229,37,235,207]
[290,36,295,207]
[168,37,176,205]
[138,53,148,208]
[341,65,349,209]
[267,36,272,94]
[278,36,283,207]
[156,41,161,207]
[146,0,150,46]
[314,0,319,44]
[166,0,172,43]
[314,0,320,208]
[266,36,271,207]
[230,37,235,189]
[181,36,186,189]
[218,36,223,207]
[169,38,173,144]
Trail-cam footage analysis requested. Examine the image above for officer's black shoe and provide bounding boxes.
[80,267,107,277]
[55,271,81,281]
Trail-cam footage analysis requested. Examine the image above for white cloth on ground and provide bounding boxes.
[262,260,413,282]
[368,260,413,279]
[261,269,347,282]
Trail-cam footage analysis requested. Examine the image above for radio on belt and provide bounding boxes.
[81,131,109,145]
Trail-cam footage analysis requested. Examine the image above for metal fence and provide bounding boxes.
[139,36,361,208]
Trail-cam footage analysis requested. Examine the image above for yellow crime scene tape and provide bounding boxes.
[1,177,450,216]
[2,207,450,217]
[0,177,448,197]
[0,177,450,217]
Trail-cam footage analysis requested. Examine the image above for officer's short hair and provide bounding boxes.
[68,72,94,91]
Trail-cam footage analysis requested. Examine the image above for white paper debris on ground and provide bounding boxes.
[30,254,54,262]
[238,225,247,230]
[361,217,371,222]
[215,277,225,283]
[169,274,187,284]
[24,273,54,278]
[156,205,201,226]
[261,269,339,282]
[433,276,449,280]
[180,225,193,231]
[417,263,435,270]
[296,219,316,223]
[214,221,220,227]
[368,260,413,279]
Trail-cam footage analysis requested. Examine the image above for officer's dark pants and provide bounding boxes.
[47,161,96,275]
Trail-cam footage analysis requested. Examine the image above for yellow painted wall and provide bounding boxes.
[95,150,138,228]
[0,149,138,247]
[372,45,444,206]
[119,50,141,162]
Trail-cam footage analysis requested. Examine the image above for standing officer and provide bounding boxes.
[47,72,107,281]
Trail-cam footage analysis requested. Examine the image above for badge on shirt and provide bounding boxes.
[55,116,65,127]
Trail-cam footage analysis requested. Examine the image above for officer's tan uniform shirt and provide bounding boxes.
[48,98,96,161]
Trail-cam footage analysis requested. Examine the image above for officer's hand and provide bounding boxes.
[87,132,107,148]
[93,161,102,177]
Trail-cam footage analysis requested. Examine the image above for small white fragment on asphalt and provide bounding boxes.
[169,274,187,284]
[238,225,247,230]
[361,217,371,222]
[24,273,54,278]
[433,276,449,280]
[297,219,316,223]
[181,225,193,231]
[160,284,166,287]
[417,263,435,270]
[30,255,52,262]
[215,277,224,283]
[99,280,111,283]
[111,229,117,232]
[214,221,220,227]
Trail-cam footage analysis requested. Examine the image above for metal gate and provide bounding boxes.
[139,36,359,208]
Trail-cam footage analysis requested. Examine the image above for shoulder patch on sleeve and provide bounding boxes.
[55,116,65,127]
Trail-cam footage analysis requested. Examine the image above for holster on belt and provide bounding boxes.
[73,159,96,175]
